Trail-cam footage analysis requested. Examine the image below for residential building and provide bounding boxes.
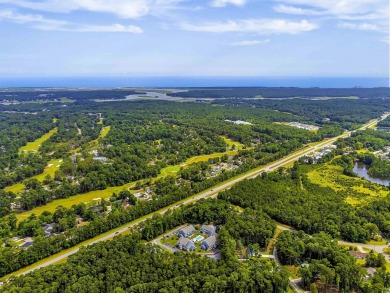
[349,251,368,259]
[43,223,56,237]
[200,235,218,251]
[176,238,195,251]
[200,224,216,236]
[177,225,196,238]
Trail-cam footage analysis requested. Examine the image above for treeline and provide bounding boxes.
[218,168,383,243]
[276,231,390,292]
[0,233,289,293]
[0,113,54,188]
[5,99,320,214]
[213,98,389,129]
[0,199,289,292]
[0,89,142,102]
[378,116,390,128]
[40,115,102,158]
[336,129,390,151]
[168,87,390,99]
[358,153,390,178]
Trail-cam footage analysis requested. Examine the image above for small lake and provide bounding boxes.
[353,162,390,186]
[377,128,390,133]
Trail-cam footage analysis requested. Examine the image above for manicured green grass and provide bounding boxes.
[18,128,58,155]
[87,126,111,148]
[16,180,138,221]
[366,239,387,245]
[356,259,365,266]
[17,145,241,220]
[185,150,238,165]
[99,126,111,138]
[159,165,181,177]
[4,122,382,281]
[4,158,63,194]
[220,136,245,150]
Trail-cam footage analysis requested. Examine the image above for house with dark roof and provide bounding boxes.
[20,241,34,248]
[43,223,56,237]
[176,238,195,251]
[178,225,196,238]
[200,224,216,236]
[201,235,218,251]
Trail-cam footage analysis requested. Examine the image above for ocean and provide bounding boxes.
[0,76,388,88]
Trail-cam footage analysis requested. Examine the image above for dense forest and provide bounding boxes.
[168,87,390,99]
[378,116,390,128]
[1,88,390,291]
[0,199,291,293]
[219,164,390,242]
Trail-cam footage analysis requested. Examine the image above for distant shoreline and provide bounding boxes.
[0,76,387,88]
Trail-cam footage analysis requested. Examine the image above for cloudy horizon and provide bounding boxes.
[0,0,388,79]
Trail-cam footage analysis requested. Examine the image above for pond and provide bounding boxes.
[353,162,390,187]
[377,128,390,133]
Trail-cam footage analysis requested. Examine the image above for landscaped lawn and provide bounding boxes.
[18,128,58,155]
[220,136,245,150]
[16,180,139,221]
[161,228,212,253]
[4,158,63,194]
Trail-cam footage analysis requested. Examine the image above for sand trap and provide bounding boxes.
[48,164,53,167]
[56,165,60,168]
[59,159,63,162]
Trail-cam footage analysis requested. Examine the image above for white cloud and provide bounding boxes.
[274,4,323,16]
[0,0,184,19]
[274,0,388,21]
[274,0,388,34]
[181,19,317,34]
[210,0,246,8]
[37,23,143,33]
[0,10,143,33]
[338,22,380,31]
[232,39,270,46]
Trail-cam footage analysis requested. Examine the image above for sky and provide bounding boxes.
[0,0,388,79]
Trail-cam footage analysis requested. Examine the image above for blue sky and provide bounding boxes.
[0,0,388,78]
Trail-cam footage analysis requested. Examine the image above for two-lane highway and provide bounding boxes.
[1,116,384,282]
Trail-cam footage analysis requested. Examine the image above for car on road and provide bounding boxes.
[115,232,119,234]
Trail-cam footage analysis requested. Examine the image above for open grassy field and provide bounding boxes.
[309,166,389,203]
[18,128,58,155]
[15,145,242,221]
[88,126,111,148]
[16,180,138,221]
[185,150,239,165]
[220,136,245,150]
[159,165,181,177]
[307,163,389,205]
[5,158,63,194]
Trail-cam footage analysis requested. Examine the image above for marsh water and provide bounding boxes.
[377,128,390,133]
[353,162,390,186]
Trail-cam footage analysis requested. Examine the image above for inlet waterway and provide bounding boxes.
[353,162,390,186]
